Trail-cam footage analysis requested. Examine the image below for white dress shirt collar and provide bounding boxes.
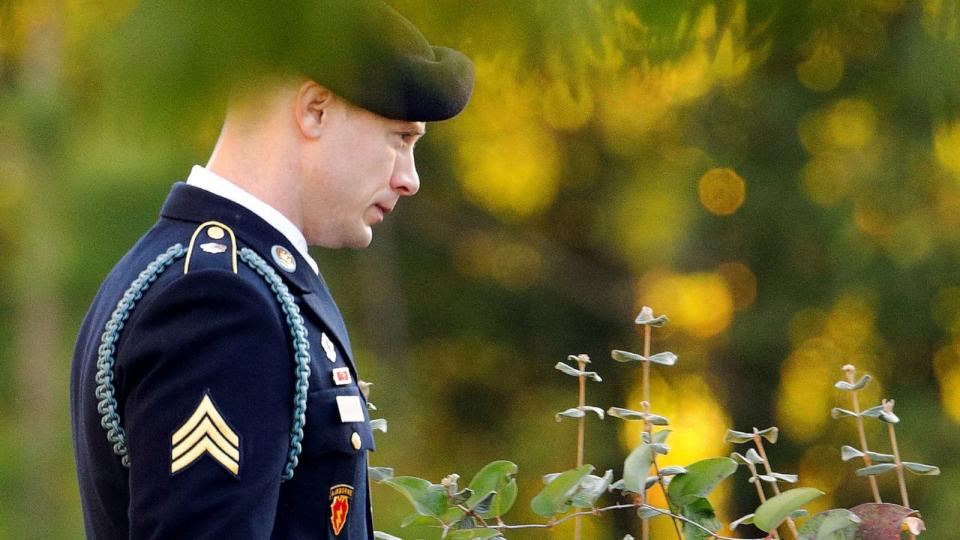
[185,165,319,275]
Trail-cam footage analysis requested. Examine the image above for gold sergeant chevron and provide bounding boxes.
[171,393,241,476]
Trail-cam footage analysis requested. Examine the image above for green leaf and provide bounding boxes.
[465,460,518,518]
[635,306,669,326]
[831,407,858,419]
[878,411,899,424]
[861,405,899,423]
[642,429,673,445]
[856,463,898,476]
[554,362,602,382]
[369,466,394,482]
[530,464,594,517]
[607,407,645,420]
[645,413,670,426]
[840,445,864,461]
[624,444,664,493]
[866,451,895,463]
[860,405,884,418]
[380,476,448,517]
[679,498,721,540]
[485,478,518,518]
[730,452,750,465]
[401,513,442,527]
[729,513,754,529]
[834,374,872,391]
[370,418,388,433]
[666,457,737,507]
[724,429,755,444]
[611,349,645,363]
[638,506,667,519]
[555,407,584,421]
[790,509,809,518]
[466,461,516,505]
[753,487,824,532]
[744,448,764,465]
[659,466,687,476]
[374,531,404,540]
[796,509,861,540]
[571,469,614,508]
[902,461,940,475]
[770,472,798,483]
[610,350,678,366]
[756,427,779,443]
[648,352,678,366]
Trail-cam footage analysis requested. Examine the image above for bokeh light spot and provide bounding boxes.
[933,287,960,334]
[641,271,735,338]
[698,167,746,216]
[802,154,852,206]
[454,231,543,290]
[934,120,960,178]
[796,42,845,92]
[934,343,960,423]
[717,261,757,310]
[825,99,877,149]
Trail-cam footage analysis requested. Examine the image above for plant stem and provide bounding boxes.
[845,366,881,503]
[641,325,652,540]
[577,357,586,469]
[652,459,684,540]
[491,502,768,539]
[753,432,798,539]
[887,423,909,508]
[883,399,915,540]
[643,325,651,420]
[575,356,586,540]
[745,461,779,540]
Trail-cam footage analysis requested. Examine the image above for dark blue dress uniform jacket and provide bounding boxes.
[70,183,375,539]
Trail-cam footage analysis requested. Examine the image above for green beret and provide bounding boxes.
[295,0,475,122]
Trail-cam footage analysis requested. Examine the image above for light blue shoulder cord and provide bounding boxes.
[95,244,311,481]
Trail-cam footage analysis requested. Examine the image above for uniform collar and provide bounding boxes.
[185,165,320,275]
[160,182,321,294]
[160,181,357,363]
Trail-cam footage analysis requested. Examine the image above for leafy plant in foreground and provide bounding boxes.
[371,308,940,540]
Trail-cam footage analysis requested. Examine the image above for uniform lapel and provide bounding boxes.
[159,182,357,370]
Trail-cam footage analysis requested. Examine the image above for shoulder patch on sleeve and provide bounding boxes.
[171,392,241,478]
[184,221,238,274]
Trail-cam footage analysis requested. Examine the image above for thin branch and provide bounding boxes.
[753,431,798,539]
[489,502,768,540]
[575,355,587,540]
[843,365,881,503]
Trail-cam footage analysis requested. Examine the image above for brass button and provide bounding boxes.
[351,432,362,450]
[207,226,225,240]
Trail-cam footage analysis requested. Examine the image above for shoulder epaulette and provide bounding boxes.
[183,221,238,274]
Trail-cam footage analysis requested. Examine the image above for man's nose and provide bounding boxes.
[391,153,420,196]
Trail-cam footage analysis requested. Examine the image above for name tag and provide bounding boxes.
[336,396,365,423]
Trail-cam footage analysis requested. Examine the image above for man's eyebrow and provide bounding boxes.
[400,123,426,136]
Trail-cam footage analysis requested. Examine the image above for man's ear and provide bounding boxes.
[295,81,333,139]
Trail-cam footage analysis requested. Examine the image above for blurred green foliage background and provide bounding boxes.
[2,0,960,538]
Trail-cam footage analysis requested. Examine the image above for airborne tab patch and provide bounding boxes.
[170,393,241,477]
[329,484,354,535]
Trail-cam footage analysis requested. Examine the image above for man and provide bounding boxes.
[70,1,473,538]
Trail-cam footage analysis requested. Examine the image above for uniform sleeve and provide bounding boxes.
[116,269,294,539]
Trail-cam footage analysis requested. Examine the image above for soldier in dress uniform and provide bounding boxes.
[69,1,473,538]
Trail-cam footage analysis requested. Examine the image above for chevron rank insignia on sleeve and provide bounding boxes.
[170,393,241,477]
